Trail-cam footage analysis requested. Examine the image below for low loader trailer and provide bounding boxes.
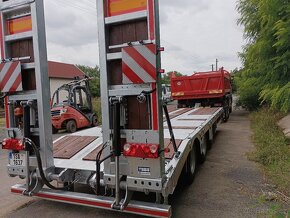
[0,0,224,217]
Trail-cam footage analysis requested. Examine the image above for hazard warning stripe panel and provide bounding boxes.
[107,0,147,17]
[122,44,156,84]
[7,15,32,35]
[0,61,22,93]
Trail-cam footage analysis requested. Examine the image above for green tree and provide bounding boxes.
[77,65,101,97]
[236,0,290,112]
[231,68,242,93]
[161,71,184,84]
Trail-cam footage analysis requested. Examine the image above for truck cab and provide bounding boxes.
[162,84,172,103]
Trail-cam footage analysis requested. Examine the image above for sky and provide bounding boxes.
[43,0,244,75]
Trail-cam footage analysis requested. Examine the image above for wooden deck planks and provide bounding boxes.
[82,144,105,161]
[163,108,192,121]
[53,136,98,159]
[167,105,179,113]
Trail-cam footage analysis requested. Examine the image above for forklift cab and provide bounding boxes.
[52,85,93,114]
[72,86,93,114]
[51,80,97,133]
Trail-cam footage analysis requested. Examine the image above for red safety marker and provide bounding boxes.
[0,61,22,93]
[122,44,157,84]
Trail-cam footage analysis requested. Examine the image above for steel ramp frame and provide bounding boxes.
[11,184,171,218]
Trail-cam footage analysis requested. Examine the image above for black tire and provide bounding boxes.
[229,97,233,113]
[199,136,208,164]
[223,107,230,122]
[66,120,77,133]
[52,125,58,134]
[184,144,197,185]
[222,99,230,122]
[207,133,213,151]
[91,115,98,127]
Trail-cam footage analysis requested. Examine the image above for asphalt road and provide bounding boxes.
[0,109,270,218]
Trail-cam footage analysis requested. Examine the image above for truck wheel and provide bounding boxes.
[52,125,58,134]
[223,98,231,122]
[185,144,197,185]
[91,115,98,127]
[223,107,230,122]
[66,120,77,133]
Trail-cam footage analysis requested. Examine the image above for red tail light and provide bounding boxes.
[2,138,25,151]
[123,143,159,159]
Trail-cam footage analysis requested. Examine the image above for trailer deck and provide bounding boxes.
[52,107,222,171]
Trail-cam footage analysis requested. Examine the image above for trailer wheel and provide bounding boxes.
[91,115,98,127]
[52,125,58,134]
[66,120,77,133]
[185,144,197,185]
[199,136,208,164]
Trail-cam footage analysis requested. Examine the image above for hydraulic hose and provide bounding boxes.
[163,104,178,153]
[0,93,7,100]
[95,143,112,195]
[24,138,75,190]
[141,88,156,95]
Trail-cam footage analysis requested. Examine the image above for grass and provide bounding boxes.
[249,108,290,195]
[92,98,102,125]
[0,117,5,128]
[0,108,5,127]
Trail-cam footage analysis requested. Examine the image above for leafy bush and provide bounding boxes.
[92,98,102,125]
[236,0,290,112]
[236,76,262,110]
[77,65,101,97]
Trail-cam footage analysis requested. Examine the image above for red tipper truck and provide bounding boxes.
[171,68,233,121]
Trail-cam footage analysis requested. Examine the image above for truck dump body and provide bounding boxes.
[171,68,231,101]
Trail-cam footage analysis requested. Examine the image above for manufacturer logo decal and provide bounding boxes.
[138,167,150,176]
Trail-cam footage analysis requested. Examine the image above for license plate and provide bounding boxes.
[9,152,26,167]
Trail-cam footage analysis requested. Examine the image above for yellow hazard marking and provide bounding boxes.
[109,0,147,16]
[8,16,32,35]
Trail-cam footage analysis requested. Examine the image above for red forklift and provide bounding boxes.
[51,77,97,133]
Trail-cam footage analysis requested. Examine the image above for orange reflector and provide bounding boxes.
[7,15,32,35]
[108,0,147,17]
[209,90,223,94]
[172,92,184,97]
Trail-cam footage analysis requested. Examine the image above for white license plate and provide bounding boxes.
[9,152,26,167]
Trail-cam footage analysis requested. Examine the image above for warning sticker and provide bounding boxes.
[138,167,150,176]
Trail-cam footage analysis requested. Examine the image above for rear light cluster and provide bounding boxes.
[123,143,159,159]
[1,138,25,151]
